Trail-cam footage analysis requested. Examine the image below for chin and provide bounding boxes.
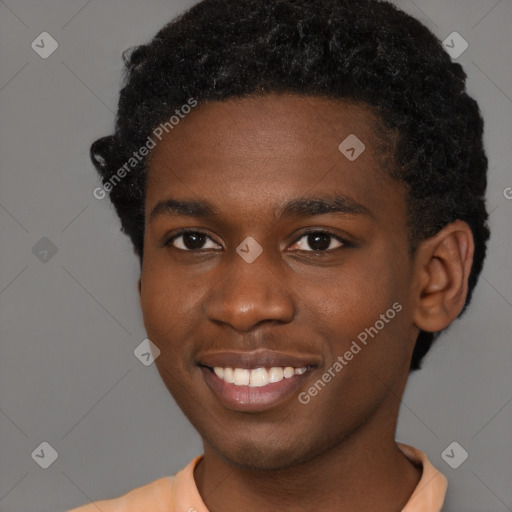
[214,436,318,472]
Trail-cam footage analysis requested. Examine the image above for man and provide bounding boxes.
[69,0,489,510]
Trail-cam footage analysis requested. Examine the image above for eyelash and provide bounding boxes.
[164,229,352,253]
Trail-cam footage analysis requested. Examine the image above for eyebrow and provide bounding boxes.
[149,194,373,222]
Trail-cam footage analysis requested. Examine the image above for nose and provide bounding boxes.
[205,250,295,332]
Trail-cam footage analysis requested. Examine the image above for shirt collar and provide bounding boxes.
[397,442,448,512]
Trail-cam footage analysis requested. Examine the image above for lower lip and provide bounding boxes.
[200,366,312,412]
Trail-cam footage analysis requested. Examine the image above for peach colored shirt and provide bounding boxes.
[67,442,447,512]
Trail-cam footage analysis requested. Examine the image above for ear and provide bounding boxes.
[137,277,142,297]
[412,220,475,333]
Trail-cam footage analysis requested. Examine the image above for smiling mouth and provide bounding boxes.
[201,365,309,387]
[196,349,321,411]
[199,364,315,412]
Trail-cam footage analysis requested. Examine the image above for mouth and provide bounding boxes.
[207,365,308,386]
[197,350,320,412]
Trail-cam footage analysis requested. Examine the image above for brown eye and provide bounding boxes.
[290,231,345,252]
[166,231,221,251]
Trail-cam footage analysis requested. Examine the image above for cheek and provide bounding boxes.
[302,251,410,373]
[140,275,176,334]
[304,264,398,332]
[140,280,199,396]
[139,260,196,356]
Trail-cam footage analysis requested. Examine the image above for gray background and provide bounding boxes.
[0,0,510,511]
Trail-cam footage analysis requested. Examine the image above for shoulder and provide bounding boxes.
[67,476,175,512]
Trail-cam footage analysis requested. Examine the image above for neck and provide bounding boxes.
[194,396,421,512]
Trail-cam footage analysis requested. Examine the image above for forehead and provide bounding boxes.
[145,94,404,225]
[148,94,395,170]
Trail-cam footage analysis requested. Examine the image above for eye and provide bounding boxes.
[289,230,347,252]
[165,230,222,251]
[165,229,350,252]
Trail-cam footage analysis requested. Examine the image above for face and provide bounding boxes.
[140,94,419,470]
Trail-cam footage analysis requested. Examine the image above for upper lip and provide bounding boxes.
[197,349,321,370]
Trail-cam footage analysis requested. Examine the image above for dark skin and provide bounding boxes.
[138,94,474,512]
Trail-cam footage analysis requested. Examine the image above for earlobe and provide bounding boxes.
[412,220,475,333]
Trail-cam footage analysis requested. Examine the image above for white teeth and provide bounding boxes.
[283,366,295,378]
[212,366,308,387]
[249,367,269,387]
[268,367,284,383]
[233,368,250,385]
[223,367,235,383]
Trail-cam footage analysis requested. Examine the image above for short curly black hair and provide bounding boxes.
[90,0,490,371]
